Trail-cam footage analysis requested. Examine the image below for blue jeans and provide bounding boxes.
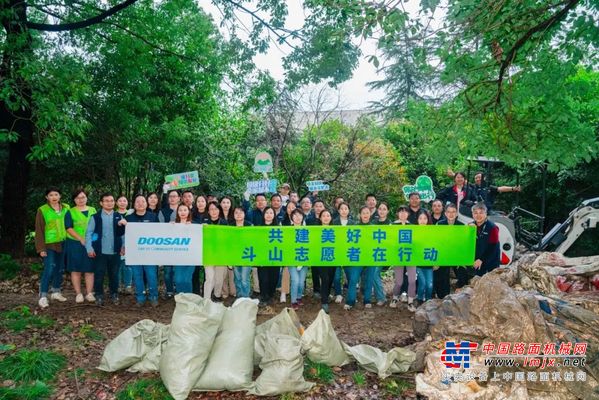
[40,248,65,297]
[288,266,308,304]
[344,266,363,306]
[174,266,194,294]
[132,265,158,303]
[163,266,174,294]
[373,267,386,302]
[119,257,133,287]
[361,267,376,305]
[234,267,251,298]
[333,267,343,296]
[417,267,434,301]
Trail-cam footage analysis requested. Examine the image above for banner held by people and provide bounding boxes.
[125,222,203,266]
[203,225,475,267]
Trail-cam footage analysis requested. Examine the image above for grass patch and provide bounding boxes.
[304,359,334,383]
[0,254,20,281]
[352,370,366,386]
[381,377,414,396]
[0,344,16,353]
[116,378,173,400]
[1,306,55,332]
[0,381,53,400]
[78,324,104,341]
[0,349,66,383]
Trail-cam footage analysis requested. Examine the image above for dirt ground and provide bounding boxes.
[0,272,421,400]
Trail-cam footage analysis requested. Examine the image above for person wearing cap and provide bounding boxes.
[279,183,291,205]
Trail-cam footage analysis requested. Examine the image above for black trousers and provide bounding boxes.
[433,267,451,298]
[258,267,279,303]
[192,266,204,296]
[455,266,472,288]
[313,267,336,305]
[94,253,120,299]
[312,267,321,294]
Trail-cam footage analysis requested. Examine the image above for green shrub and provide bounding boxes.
[29,262,44,274]
[0,350,66,383]
[116,378,173,400]
[0,381,53,400]
[0,254,20,281]
[381,377,414,396]
[352,370,366,386]
[304,359,334,383]
[1,306,55,332]
[79,324,104,341]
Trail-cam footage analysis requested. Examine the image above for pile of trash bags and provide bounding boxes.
[413,252,599,400]
[98,294,415,400]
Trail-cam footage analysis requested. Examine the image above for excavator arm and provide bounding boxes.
[538,197,599,254]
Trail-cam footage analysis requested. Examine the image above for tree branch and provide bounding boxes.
[495,0,580,105]
[26,0,139,31]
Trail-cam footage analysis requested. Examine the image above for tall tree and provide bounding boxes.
[0,0,408,256]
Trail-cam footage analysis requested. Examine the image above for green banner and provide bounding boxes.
[203,225,475,267]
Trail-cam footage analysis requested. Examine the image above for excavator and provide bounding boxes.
[455,157,599,266]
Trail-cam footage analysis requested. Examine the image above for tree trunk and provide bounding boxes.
[0,1,35,257]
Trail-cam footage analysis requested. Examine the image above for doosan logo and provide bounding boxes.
[137,237,191,246]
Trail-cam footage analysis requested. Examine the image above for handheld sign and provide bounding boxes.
[125,223,203,266]
[402,175,436,202]
[306,180,330,192]
[165,171,200,190]
[253,152,273,173]
[246,179,278,195]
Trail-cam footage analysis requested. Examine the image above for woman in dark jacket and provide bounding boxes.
[437,172,476,213]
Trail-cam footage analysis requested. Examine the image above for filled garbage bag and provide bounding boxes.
[98,319,167,372]
[127,324,170,373]
[194,298,258,391]
[254,307,303,365]
[249,334,315,396]
[343,343,415,379]
[301,309,349,366]
[159,294,225,400]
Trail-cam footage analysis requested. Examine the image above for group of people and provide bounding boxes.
[35,171,514,313]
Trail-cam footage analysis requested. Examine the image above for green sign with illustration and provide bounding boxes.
[253,151,273,173]
[402,175,436,202]
[203,225,475,267]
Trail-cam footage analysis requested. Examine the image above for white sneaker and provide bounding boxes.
[75,294,84,304]
[376,300,386,306]
[85,293,96,303]
[334,295,343,304]
[408,303,416,312]
[400,292,408,303]
[38,297,49,309]
[390,298,399,308]
[279,293,287,303]
[365,303,372,309]
[50,292,67,302]
[343,304,352,310]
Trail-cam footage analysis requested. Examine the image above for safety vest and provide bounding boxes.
[39,203,70,244]
[66,207,97,240]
